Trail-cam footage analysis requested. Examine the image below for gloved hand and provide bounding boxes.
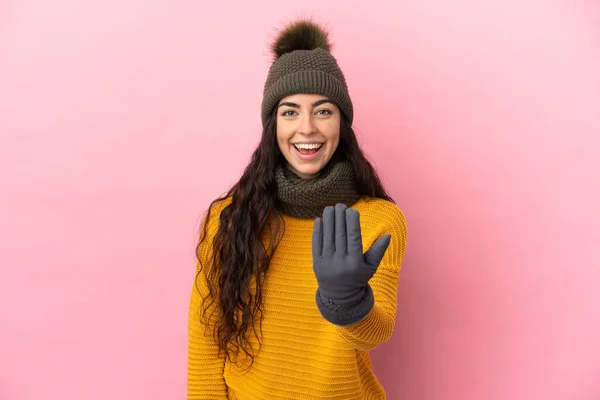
[312,203,391,304]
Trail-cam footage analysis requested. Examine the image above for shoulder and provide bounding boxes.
[353,197,406,230]
[353,197,408,254]
[196,196,232,264]
[199,196,232,238]
[205,196,233,220]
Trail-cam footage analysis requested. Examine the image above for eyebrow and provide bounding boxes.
[277,99,335,109]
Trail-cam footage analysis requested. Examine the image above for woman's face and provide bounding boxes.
[276,93,341,180]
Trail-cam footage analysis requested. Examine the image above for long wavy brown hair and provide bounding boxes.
[195,108,393,367]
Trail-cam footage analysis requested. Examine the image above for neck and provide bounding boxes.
[285,164,319,181]
[275,159,360,219]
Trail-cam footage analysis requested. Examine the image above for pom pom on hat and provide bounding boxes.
[271,19,332,59]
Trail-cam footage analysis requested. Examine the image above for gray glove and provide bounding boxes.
[312,203,391,325]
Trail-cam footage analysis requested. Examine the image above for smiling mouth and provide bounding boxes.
[293,143,323,155]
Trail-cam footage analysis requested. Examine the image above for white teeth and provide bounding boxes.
[294,143,323,150]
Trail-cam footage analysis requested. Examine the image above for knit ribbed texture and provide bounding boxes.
[275,160,360,219]
[316,285,375,327]
[261,48,353,126]
[187,197,407,400]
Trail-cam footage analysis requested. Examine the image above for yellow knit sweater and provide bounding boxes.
[187,197,407,400]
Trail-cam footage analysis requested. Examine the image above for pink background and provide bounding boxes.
[1,1,599,399]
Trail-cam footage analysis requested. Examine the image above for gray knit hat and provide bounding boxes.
[261,19,353,127]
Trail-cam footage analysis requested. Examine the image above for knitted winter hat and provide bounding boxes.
[261,19,353,127]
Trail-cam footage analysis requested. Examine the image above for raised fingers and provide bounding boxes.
[346,208,363,256]
[335,203,348,254]
[322,206,335,256]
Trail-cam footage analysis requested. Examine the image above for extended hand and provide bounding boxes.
[312,203,391,303]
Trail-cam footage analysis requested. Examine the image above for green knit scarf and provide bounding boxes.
[275,160,361,219]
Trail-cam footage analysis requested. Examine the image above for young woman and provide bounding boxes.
[187,19,408,400]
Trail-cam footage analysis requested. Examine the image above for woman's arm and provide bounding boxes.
[332,253,403,352]
[314,203,407,352]
[187,202,230,399]
[187,268,228,399]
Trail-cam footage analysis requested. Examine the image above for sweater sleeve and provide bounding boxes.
[187,202,229,399]
[334,204,407,352]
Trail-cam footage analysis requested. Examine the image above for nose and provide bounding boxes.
[297,114,316,136]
